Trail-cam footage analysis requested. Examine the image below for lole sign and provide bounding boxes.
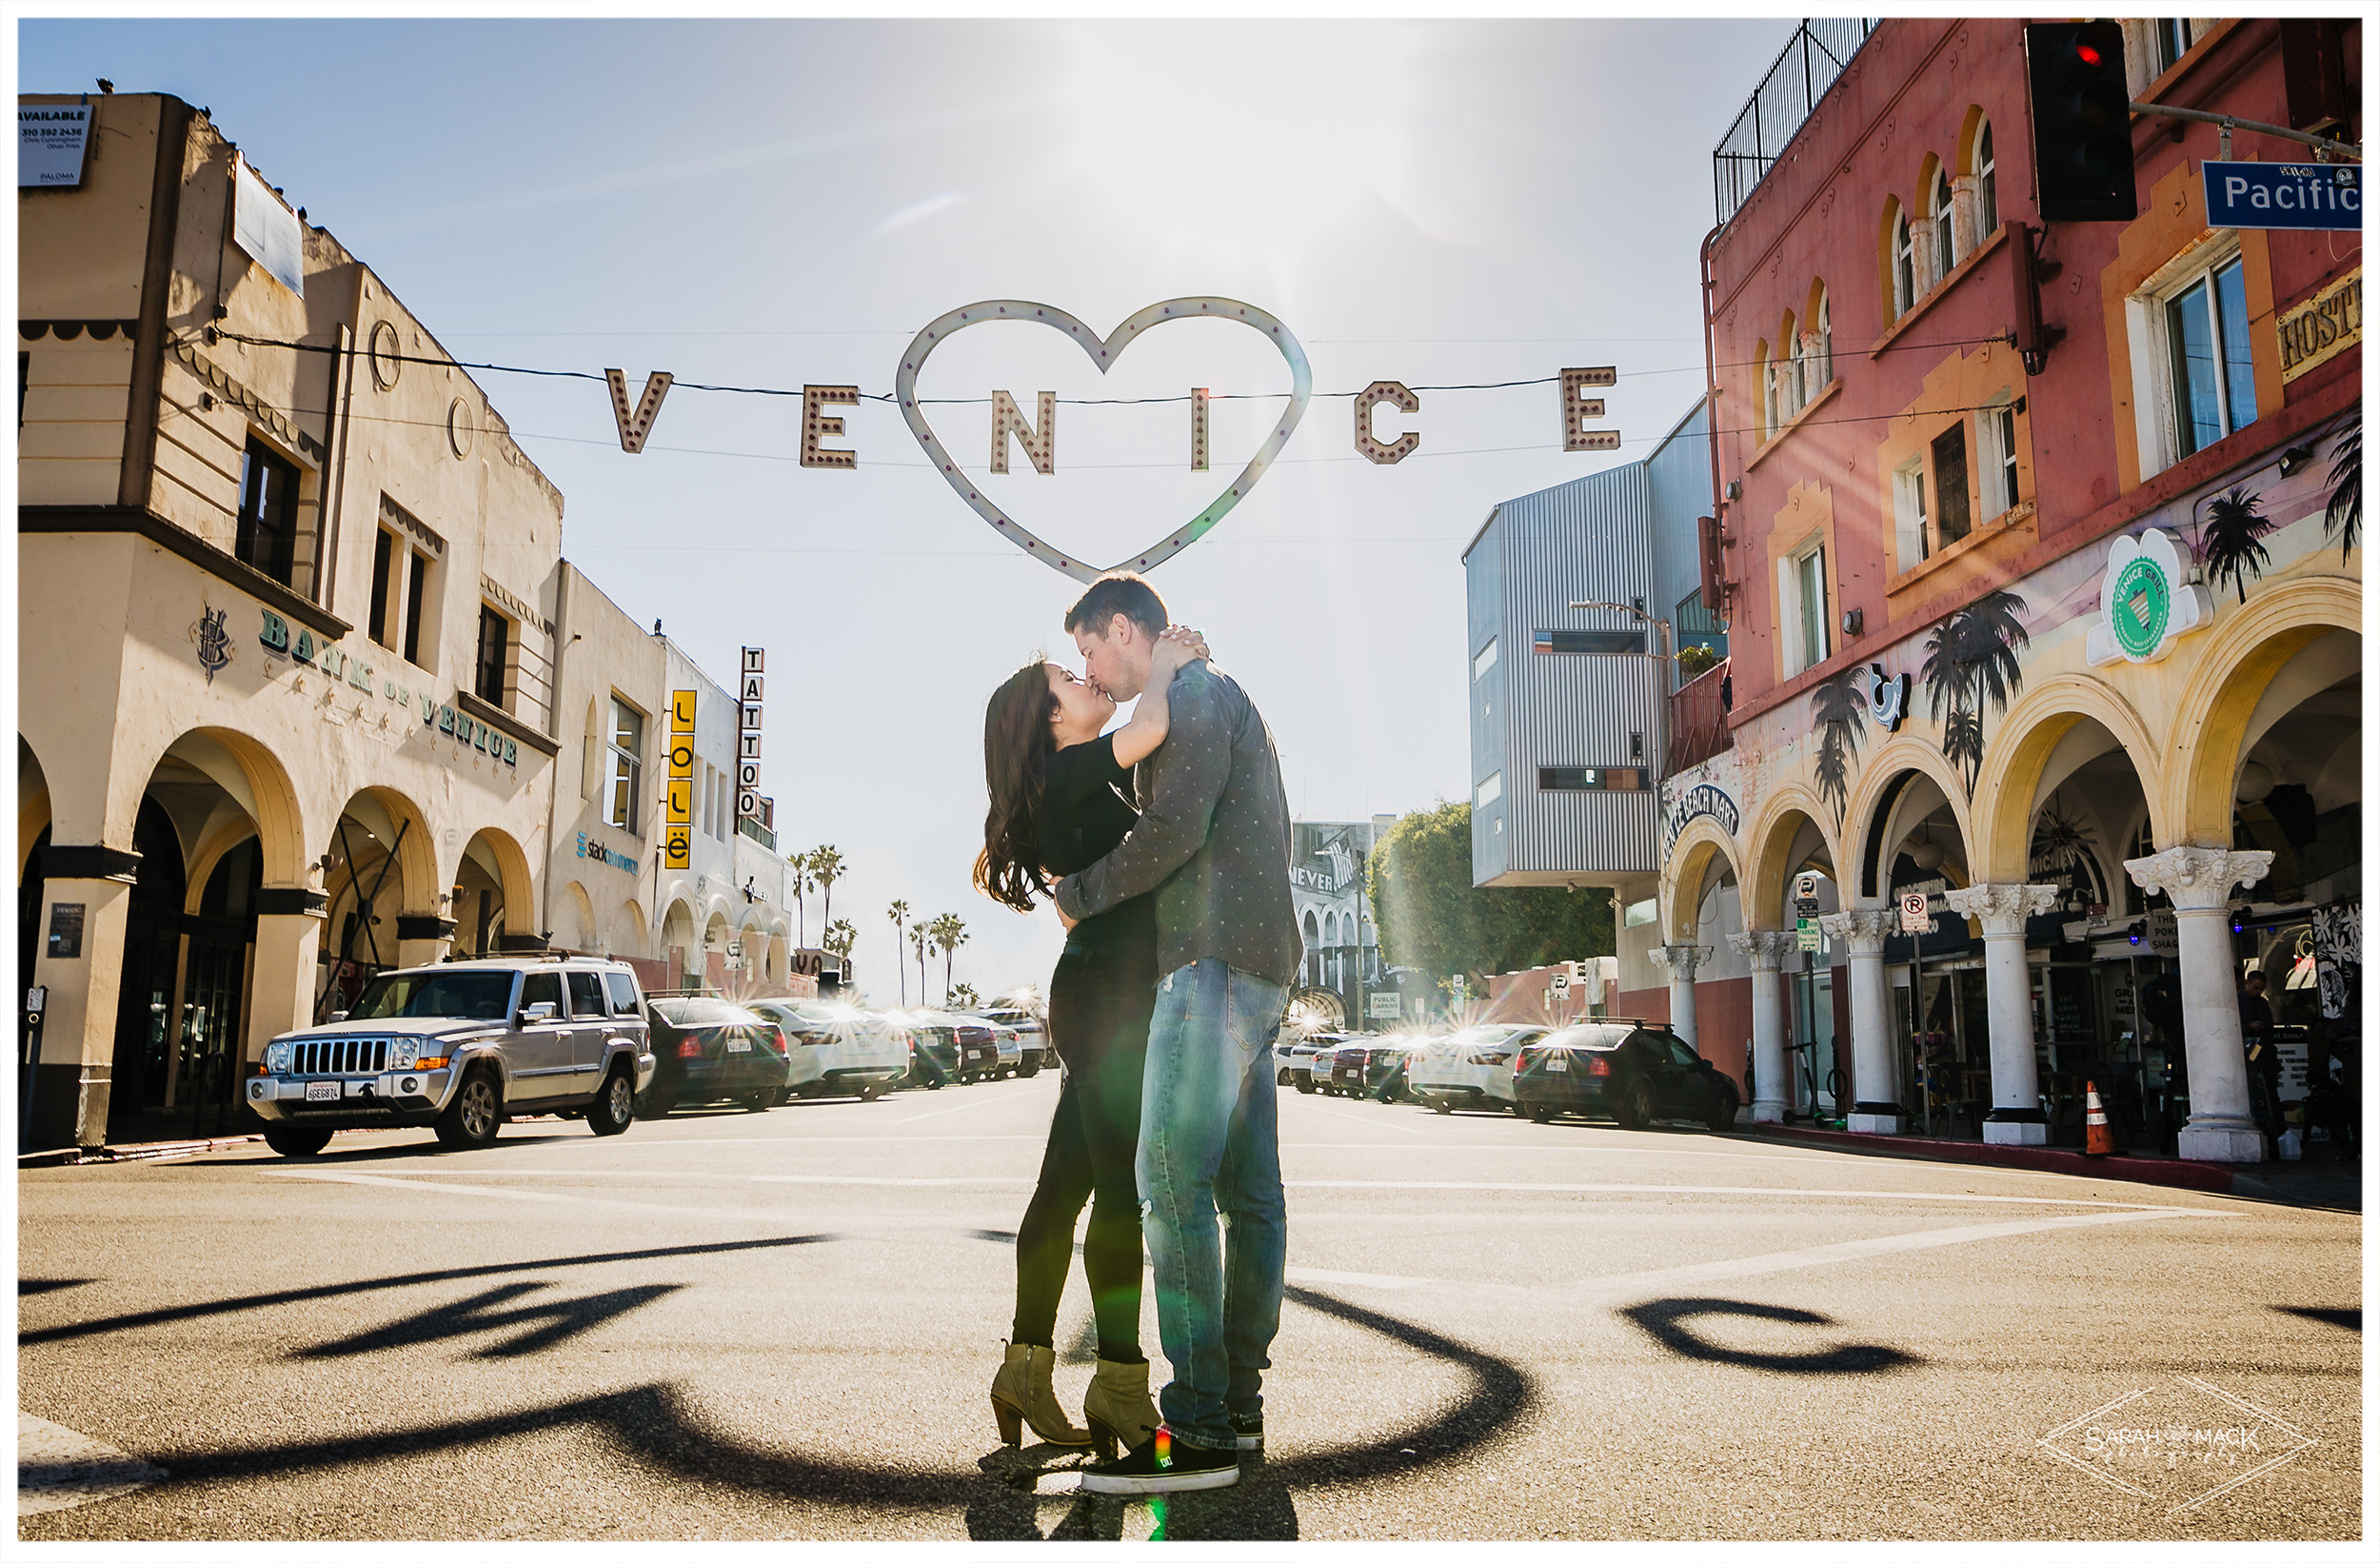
[2202,162,2359,231]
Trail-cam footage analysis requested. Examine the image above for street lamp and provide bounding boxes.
[1567,598,1674,778]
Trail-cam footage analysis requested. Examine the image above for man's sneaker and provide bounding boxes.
[1078,1427,1240,1494]
[1229,1411,1264,1453]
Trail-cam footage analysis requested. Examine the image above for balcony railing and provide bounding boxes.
[1713,18,1878,228]
[737,815,777,851]
[1668,659,1734,775]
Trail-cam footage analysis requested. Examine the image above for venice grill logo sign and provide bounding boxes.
[2086,528,2211,666]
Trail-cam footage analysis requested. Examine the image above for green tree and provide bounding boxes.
[1365,801,1614,995]
[909,922,930,1009]
[951,980,982,1010]
[929,913,968,1005]
[823,918,857,961]
[808,844,846,933]
[885,900,910,1005]
[787,853,814,946]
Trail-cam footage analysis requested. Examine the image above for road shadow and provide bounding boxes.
[2273,1304,2360,1332]
[1618,1296,1922,1375]
[18,1277,95,1297]
[18,1236,836,1347]
[297,1279,684,1359]
[71,1280,1531,1540]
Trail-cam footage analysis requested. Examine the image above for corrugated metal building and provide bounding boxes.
[1462,399,1714,888]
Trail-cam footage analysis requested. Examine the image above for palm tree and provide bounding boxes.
[788,853,814,946]
[809,845,846,932]
[2201,486,2274,603]
[823,918,857,970]
[910,923,930,1008]
[1811,670,1866,826]
[930,913,968,1005]
[2326,424,2360,562]
[885,900,910,1005]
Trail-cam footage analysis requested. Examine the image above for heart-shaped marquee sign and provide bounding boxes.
[895,298,1313,583]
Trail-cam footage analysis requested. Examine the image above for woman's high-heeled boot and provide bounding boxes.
[1081,1356,1161,1462]
[991,1342,1091,1448]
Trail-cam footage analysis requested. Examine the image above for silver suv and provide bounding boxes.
[248,957,656,1157]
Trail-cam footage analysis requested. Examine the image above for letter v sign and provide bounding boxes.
[605,368,674,453]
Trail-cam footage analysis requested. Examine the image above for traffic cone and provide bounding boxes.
[2083,1079,2113,1157]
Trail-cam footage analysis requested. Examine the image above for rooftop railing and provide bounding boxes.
[1713,18,1878,228]
[1667,659,1734,775]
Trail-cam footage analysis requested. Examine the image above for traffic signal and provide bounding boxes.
[2025,21,2137,223]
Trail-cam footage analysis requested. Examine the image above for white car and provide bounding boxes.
[1405,1024,1549,1115]
[750,999,909,1100]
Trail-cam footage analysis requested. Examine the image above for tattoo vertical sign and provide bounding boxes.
[737,648,764,821]
[664,688,696,871]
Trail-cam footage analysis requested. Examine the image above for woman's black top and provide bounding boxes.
[1037,733,1159,961]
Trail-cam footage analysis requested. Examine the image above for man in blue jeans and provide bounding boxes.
[1053,572,1299,1495]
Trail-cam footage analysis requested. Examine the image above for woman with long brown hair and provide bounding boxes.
[974,622,1204,1456]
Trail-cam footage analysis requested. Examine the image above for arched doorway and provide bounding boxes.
[451,827,536,958]
[318,788,434,1020]
[1850,754,1977,1138]
[1741,796,1844,1124]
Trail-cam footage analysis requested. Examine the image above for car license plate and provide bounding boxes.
[306,1080,340,1101]
[1546,1057,1569,1073]
[725,1038,751,1053]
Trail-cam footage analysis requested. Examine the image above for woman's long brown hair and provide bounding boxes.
[975,658,1059,913]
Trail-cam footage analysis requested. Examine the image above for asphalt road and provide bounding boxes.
[16,1072,2364,1542]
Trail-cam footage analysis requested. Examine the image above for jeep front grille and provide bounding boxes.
[294,1038,390,1076]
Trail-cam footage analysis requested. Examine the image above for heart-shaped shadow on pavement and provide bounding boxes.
[895,298,1313,582]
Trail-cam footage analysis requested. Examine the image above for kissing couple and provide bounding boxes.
[973,571,1299,1494]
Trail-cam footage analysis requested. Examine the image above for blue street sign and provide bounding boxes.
[2203,162,2361,231]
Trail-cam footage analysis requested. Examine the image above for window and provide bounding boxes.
[404,551,429,666]
[521,972,562,1015]
[1535,628,1647,655]
[1977,400,2020,517]
[565,970,605,1017]
[1931,425,1972,546]
[2152,19,2192,75]
[368,528,396,646]
[607,698,645,834]
[1891,210,1915,318]
[1785,326,1807,421]
[1894,459,1930,565]
[1976,123,1997,235]
[1758,341,1777,437]
[1676,588,1726,649]
[474,604,512,706]
[1472,637,1498,680]
[1538,766,1646,792]
[1476,771,1502,808]
[604,970,643,1016]
[235,436,301,586]
[1780,543,1830,674]
[2166,254,2257,460]
[1815,290,1833,386]
[1930,167,1955,280]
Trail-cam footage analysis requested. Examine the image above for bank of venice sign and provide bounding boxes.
[2085,528,2211,667]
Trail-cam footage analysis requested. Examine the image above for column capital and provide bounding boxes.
[1649,943,1711,979]
[1728,930,1795,971]
[1943,882,2062,937]
[2124,848,2273,912]
[1818,906,1894,955]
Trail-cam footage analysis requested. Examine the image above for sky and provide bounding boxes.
[19,11,1800,1000]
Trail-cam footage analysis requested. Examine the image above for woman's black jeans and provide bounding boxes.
[1012,933,1153,1362]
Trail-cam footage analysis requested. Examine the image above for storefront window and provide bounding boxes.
[608,698,645,835]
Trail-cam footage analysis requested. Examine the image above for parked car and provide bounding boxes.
[639,997,789,1117]
[1514,1020,1740,1132]
[953,1021,1001,1083]
[985,1021,1024,1078]
[1277,1033,1333,1092]
[1356,1034,1427,1102]
[966,1005,1048,1077]
[899,1014,962,1089]
[749,999,908,1101]
[248,957,655,1156]
[1405,1024,1549,1115]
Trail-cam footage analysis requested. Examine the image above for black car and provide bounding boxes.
[639,997,789,1116]
[1514,1020,1739,1132]
[952,1022,1001,1084]
[901,1018,962,1089]
[1326,1037,1415,1101]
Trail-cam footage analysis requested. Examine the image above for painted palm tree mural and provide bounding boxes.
[2327,424,2360,561]
[2200,485,2276,603]
[2028,800,2104,913]
[1811,668,1866,826]
[1920,589,2030,798]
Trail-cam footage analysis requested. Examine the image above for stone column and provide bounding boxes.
[1730,931,1795,1123]
[2125,847,2274,1163]
[1944,883,2063,1145]
[28,872,137,1149]
[1950,173,1982,259]
[1647,944,1708,1050]
[248,890,329,1064]
[1820,906,1899,1133]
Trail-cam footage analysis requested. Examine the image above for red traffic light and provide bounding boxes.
[2075,42,2103,67]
